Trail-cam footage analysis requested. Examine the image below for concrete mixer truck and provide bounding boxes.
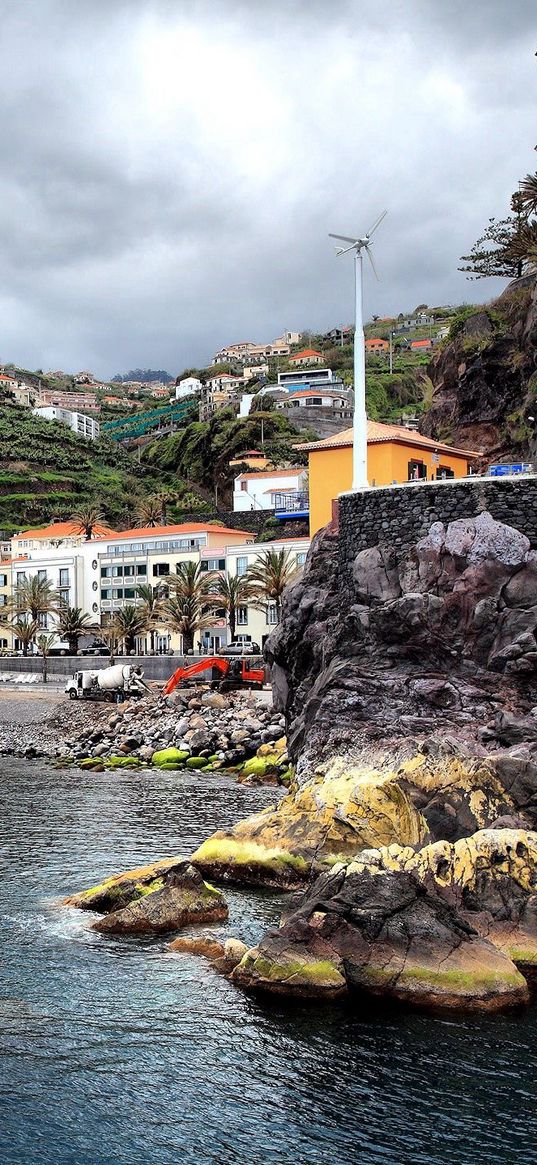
[64,664,148,702]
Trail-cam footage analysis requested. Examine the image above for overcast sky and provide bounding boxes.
[0,0,535,379]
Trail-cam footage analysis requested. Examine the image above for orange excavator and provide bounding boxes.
[162,656,266,697]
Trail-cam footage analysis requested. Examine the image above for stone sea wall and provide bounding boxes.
[339,475,537,584]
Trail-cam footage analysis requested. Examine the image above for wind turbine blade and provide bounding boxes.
[366,245,380,281]
[329,233,358,244]
[365,210,387,239]
[335,242,356,256]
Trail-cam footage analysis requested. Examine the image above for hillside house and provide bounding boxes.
[410,338,433,351]
[175,376,203,400]
[233,467,307,513]
[288,348,323,367]
[33,406,100,440]
[365,338,389,353]
[295,422,480,534]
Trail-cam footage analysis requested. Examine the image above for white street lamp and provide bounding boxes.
[329,211,387,489]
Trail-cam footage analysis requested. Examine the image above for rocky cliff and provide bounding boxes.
[191,507,537,1010]
[422,274,537,463]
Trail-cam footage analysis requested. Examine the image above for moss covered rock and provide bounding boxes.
[232,864,529,1010]
[192,756,427,888]
[186,756,210,770]
[151,747,190,768]
[92,862,227,936]
[64,856,187,913]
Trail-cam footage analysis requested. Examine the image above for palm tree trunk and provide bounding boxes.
[229,605,236,640]
[183,629,194,653]
[42,657,48,683]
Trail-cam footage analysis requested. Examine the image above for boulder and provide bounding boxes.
[90,862,228,935]
[232,863,529,1011]
[151,747,190,768]
[64,855,188,912]
[192,756,427,888]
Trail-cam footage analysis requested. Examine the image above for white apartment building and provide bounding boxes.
[6,519,309,655]
[233,468,307,512]
[175,376,203,400]
[33,406,100,440]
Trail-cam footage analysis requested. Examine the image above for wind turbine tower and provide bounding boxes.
[329,211,387,490]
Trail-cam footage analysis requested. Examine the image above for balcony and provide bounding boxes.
[273,491,309,520]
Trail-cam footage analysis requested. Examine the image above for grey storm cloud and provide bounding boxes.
[0,0,534,378]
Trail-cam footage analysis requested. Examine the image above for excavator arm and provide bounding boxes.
[162,656,230,696]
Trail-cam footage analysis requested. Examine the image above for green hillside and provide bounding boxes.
[142,408,315,506]
[0,397,209,535]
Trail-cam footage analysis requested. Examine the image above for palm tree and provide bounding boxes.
[71,504,105,540]
[9,616,38,657]
[247,549,301,622]
[56,606,96,655]
[136,496,165,527]
[135,583,165,653]
[207,571,257,641]
[36,632,57,683]
[519,172,537,216]
[15,576,60,623]
[161,562,214,653]
[112,604,149,654]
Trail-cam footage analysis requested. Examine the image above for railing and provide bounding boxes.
[273,492,309,513]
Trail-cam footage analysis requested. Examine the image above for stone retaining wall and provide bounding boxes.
[339,475,537,581]
[0,655,202,681]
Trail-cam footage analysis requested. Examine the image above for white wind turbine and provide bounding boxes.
[329,210,387,490]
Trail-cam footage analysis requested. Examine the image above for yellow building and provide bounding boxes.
[296,421,479,534]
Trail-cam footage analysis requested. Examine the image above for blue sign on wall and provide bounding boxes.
[489,464,530,477]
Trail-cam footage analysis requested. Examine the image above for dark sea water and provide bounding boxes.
[1,760,536,1165]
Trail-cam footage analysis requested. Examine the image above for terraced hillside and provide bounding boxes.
[0,398,209,534]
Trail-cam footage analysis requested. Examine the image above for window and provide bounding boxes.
[101,589,111,600]
[136,564,147,576]
[266,604,278,625]
[201,558,225,572]
[59,568,69,587]
[236,606,248,625]
[37,569,47,582]
[113,565,123,577]
[0,574,7,587]
[0,595,7,606]
[153,563,169,576]
[113,588,124,600]
[37,613,48,628]
[58,589,69,606]
[101,566,112,578]
[123,565,134,577]
[436,466,454,480]
[124,587,135,599]
[16,572,27,585]
[236,556,248,576]
[240,481,248,491]
[408,460,427,481]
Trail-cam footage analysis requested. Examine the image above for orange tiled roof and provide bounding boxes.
[288,389,344,398]
[294,421,481,458]
[289,348,322,361]
[236,468,305,480]
[95,522,255,541]
[14,520,117,540]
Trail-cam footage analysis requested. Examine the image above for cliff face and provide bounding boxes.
[266,510,537,769]
[422,275,537,463]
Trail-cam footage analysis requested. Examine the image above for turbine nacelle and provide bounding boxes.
[329,210,387,278]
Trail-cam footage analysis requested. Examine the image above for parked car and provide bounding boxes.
[220,639,261,656]
[79,641,110,656]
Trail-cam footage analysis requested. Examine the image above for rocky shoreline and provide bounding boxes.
[0,687,290,784]
[62,510,537,1014]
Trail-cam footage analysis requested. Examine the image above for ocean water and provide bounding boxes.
[1,760,536,1165]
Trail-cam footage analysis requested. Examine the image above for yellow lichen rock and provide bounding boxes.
[347,828,537,977]
[192,756,427,888]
